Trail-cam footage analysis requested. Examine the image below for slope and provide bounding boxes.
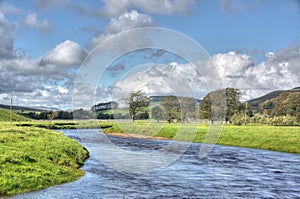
[0,108,31,121]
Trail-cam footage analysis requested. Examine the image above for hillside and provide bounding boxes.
[247,87,300,111]
[0,103,59,112]
[149,96,200,106]
[0,108,30,121]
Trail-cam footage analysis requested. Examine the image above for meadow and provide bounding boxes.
[100,120,300,154]
[13,118,300,154]
[0,122,89,196]
[16,119,300,154]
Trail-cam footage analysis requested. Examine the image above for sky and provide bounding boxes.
[0,0,300,109]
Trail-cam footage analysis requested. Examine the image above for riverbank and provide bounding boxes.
[101,121,300,154]
[14,120,300,154]
[1,120,299,196]
[0,122,89,196]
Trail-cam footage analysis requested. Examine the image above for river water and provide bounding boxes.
[9,129,300,198]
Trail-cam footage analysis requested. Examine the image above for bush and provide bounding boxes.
[268,115,298,126]
[230,113,250,125]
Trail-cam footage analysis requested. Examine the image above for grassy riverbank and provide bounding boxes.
[100,121,300,154]
[0,122,89,196]
[15,120,300,154]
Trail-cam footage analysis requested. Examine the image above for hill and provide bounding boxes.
[149,95,200,106]
[247,87,300,111]
[0,108,31,121]
[0,103,60,112]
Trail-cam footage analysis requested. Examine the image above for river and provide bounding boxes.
[9,129,300,198]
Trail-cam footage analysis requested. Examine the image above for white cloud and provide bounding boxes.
[211,51,254,77]
[40,40,86,67]
[0,12,16,59]
[0,39,87,109]
[103,43,300,102]
[2,41,299,108]
[25,13,52,33]
[111,64,207,101]
[100,0,196,18]
[0,85,73,109]
[209,44,300,99]
[87,10,154,50]
[0,2,22,15]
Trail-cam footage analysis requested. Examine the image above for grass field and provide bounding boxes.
[0,108,30,122]
[0,122,89,196]
[12,119,300,154]
[100,120,300,154]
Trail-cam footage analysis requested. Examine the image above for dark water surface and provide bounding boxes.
[10,129,300,198]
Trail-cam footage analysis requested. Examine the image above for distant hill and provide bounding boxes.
[149,96,201,106]
[0,104,59,112]
[0,108,31,121]
[247,87,300,111]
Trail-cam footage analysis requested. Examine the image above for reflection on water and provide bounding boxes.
[10,129,300,198]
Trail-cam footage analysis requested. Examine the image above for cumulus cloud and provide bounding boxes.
[243,44,300,95]
[110,63,207,101]
[87,10,154,50]
[207,44,300,99]
[103,43,300,102]
[100,0,196,18]
[40,40,87,67]
[0,13,16,59]
[0,39,86,108]
[25,13,52,33]
[0,2,22,15]
[36,0,195,19]
[210,51,254,79]
[0,85,73,109]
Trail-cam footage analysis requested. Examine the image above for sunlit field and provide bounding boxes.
[14,119,300,154]
[100,120,300,154]
[0,122,89,196]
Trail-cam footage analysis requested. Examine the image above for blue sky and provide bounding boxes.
[11,0,300,60]
[0,0,300,109]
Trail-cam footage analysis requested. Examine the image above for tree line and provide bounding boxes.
[20,88,300,126]
[129,88,300,126]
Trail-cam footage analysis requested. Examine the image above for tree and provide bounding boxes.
[47,111,59,121]
[151,105,166,122]
[47,111,59,127]
[199,88,242,123]
[160,96,181,124]
[224,88,243,122]
[199,93,212,121]
[181,97,197,123]
[127,91,150,122]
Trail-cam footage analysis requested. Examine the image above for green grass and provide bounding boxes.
[101,109,129,115]
[16,120,113,129]
[102,121,300,154]
[18,119,300,154]
[0,108,30,122]
[217,124,300,153]
[0,122,89,196]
